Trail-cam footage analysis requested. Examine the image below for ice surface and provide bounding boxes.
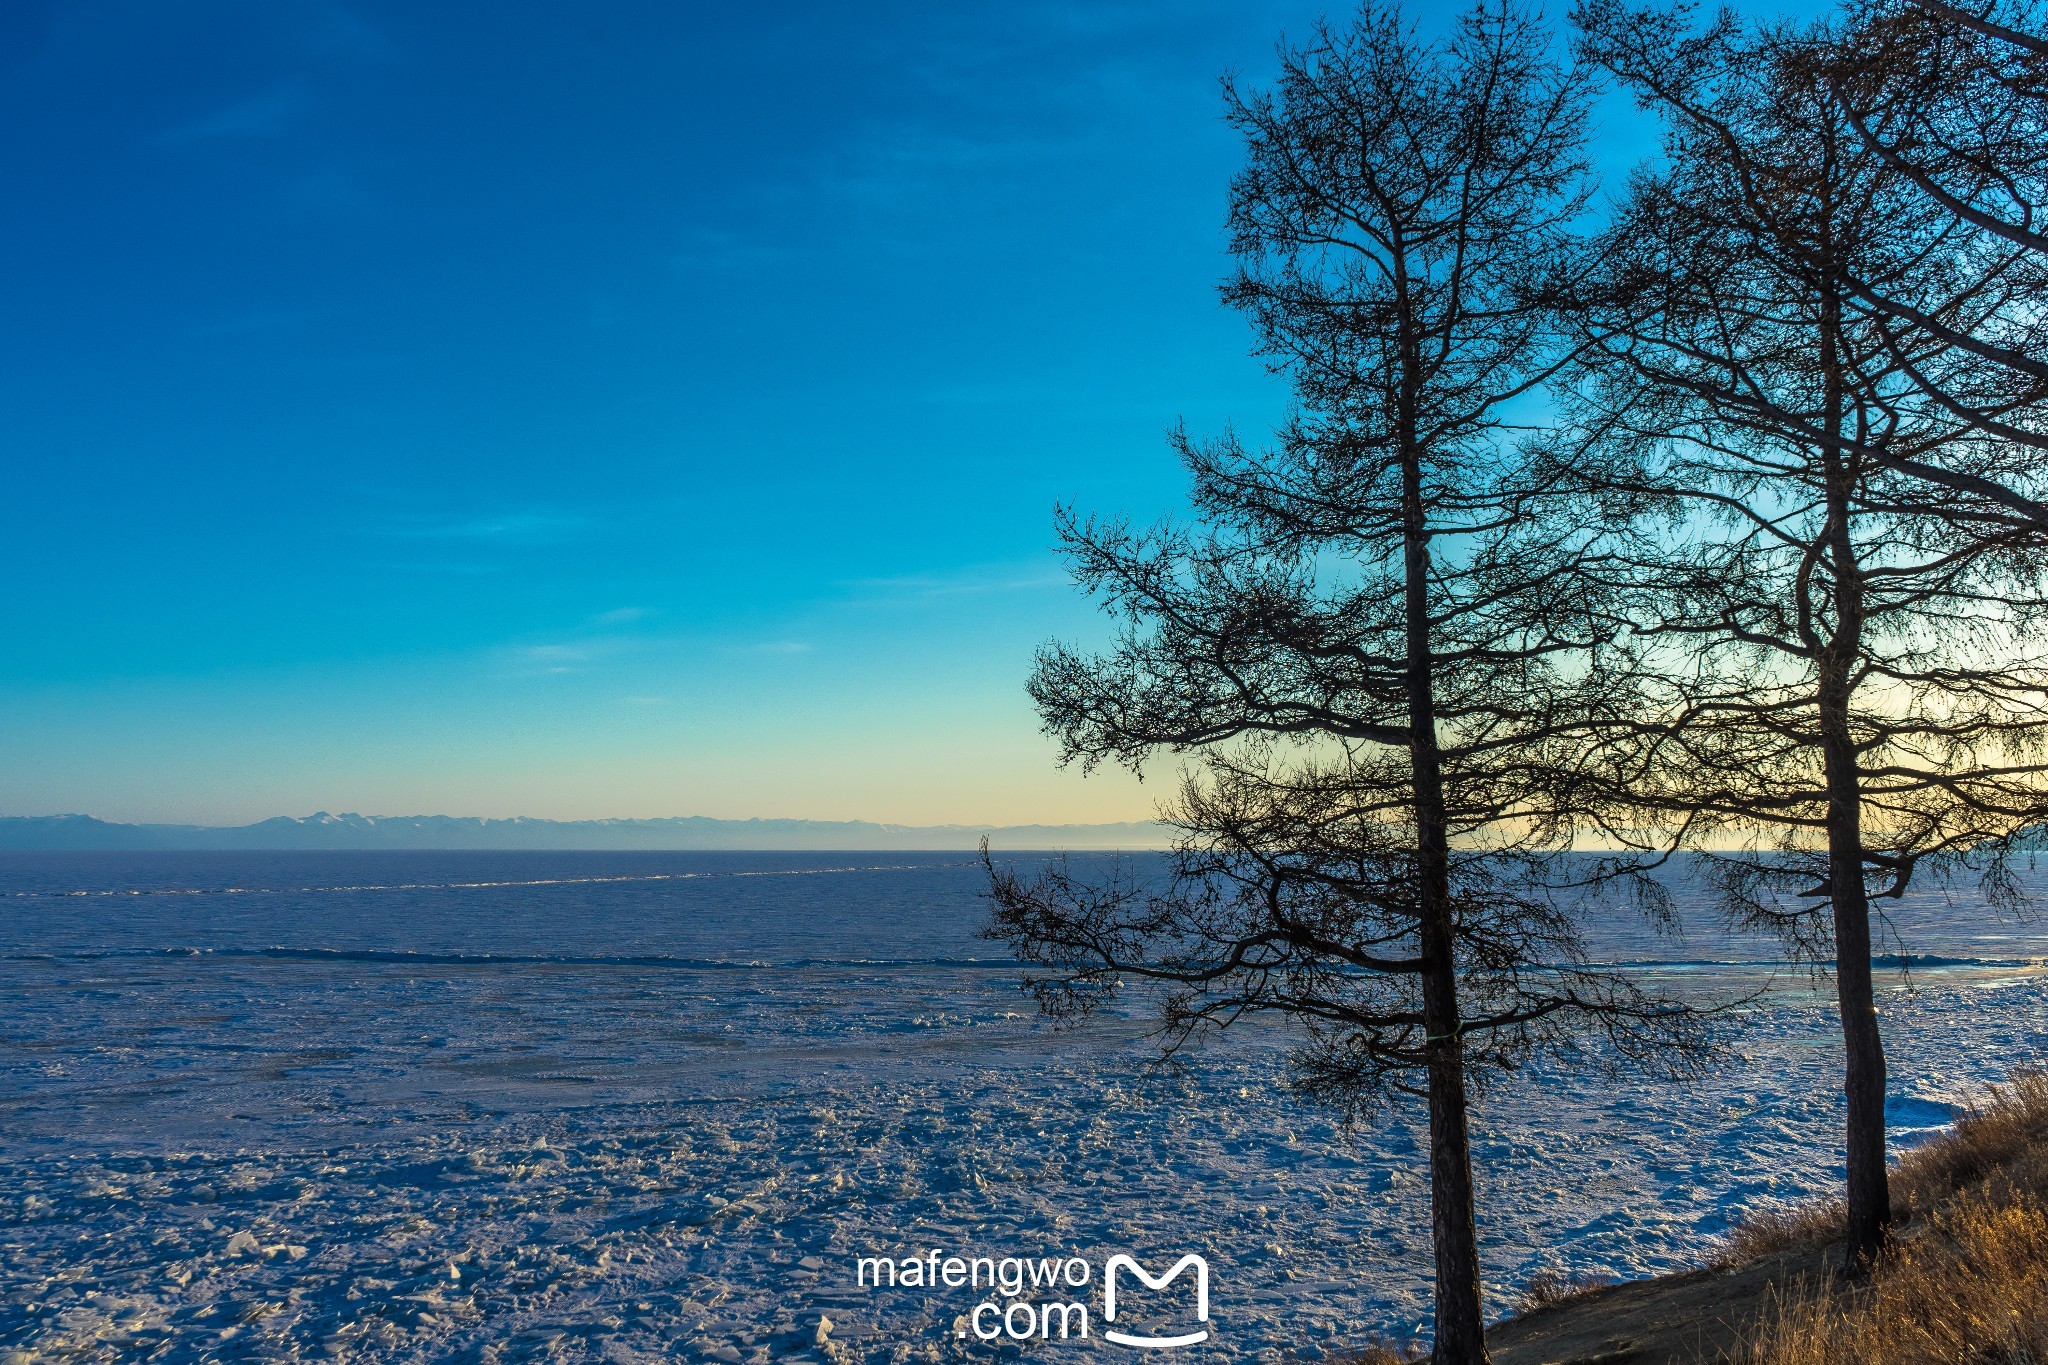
[0,850,2044,1362]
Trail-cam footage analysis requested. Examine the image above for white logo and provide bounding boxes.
[1101,1253,1210,1349]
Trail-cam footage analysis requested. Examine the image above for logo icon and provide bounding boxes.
[1101,1253,1210,1349]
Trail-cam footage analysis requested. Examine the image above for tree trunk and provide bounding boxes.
[1816,268,1891,1271]
[1420,934,1488,1363]
[1399,363,1490,1363]
[1818,532,1892,1268]
[1826,756,1891,1270]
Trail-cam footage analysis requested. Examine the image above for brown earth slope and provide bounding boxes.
[1348,1072,2048,1365]
[1487,1242,1846,1365]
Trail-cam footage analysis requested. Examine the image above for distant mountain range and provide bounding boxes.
[0,812,1173,852]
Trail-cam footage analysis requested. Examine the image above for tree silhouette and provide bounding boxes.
[1802,0,2048,532]
[987,6,1705,1358]
[1572,0,2048,1270]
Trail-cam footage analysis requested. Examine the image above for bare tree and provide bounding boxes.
[1573,0,2048,1270]
[1806,0,2048,528]
[987,7,1705,1359]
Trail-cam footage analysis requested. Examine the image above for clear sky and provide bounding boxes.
[0,0,1800,828]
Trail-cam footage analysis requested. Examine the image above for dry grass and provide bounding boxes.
[1711,1199,1845,1266]
[1713,1071,2048,1267]
[1320,1342,1426,1364]
[1728,1070,2048,1365]
[1329,1075,2048,1363]
[1516,1266,1615,1313]
[1731,1188,2048,1364]
[1890,1071,2048,1215]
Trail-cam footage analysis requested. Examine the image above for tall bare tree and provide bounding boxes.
[1573,0,2048,1269]
[988,7,1703,1359]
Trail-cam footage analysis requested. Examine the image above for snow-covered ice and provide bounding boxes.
[0,850,2043,1362]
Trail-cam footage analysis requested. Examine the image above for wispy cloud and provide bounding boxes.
[669,225,801,278]
[360,559,506,576]
[187,307,330,341]
[370,511,592,545]
[591,606,652,626]
[513,643,589,675]
[496,627,665,679]
[298,2,392,62]
[841,564,1066,601]
[158,86,314,145]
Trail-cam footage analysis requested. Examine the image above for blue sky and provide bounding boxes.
[0,0,1791,827]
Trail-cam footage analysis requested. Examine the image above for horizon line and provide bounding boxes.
[1,810,1170,832]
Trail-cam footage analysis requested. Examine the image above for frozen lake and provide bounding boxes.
[1,849,2045,1362]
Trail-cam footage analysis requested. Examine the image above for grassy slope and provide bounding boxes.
[1345,1073,2048,1365]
